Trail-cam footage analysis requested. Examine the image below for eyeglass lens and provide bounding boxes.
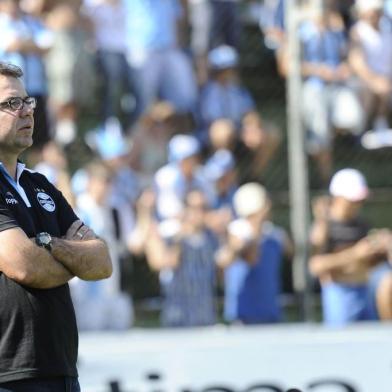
[9,97,36,110]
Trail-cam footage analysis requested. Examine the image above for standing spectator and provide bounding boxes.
[309,168,392,326]
[124,0,198,119]
[0,0,52,148]
[70,161,134,330]
[198,45,255,140]
[217,183,292,324]
[145,189,219,327]
[300,2,360,184]
[45,0,94,145]
[83,0,135,127]
[349,0,392,148]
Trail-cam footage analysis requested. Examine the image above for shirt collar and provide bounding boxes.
[0,161,26,184]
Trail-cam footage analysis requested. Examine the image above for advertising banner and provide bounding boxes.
[78,322,392,392]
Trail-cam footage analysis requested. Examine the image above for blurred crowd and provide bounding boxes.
[1,0,392,329]
[263,0,392,183]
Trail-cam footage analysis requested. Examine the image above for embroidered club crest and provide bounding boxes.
[37,192,56,212]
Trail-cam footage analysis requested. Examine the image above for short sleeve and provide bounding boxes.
[38,179,80,236]
[0,203,19,233]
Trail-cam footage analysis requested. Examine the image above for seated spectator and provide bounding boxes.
[309,168,392,326]
[217,183,293,324]
[70,161,134,330]
[72,117,140,206]
[93,117,140,206]
[349,0,392,148]
[154,134,214,220]
[145,189,219,327]
[198,45,255,142]
[235,110,281,183]
[300,1,360,184]
[205,113,281,184]
[129,101,177,186]
[207,117,237,152]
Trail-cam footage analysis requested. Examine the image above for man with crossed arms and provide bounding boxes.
[0,62,112,392]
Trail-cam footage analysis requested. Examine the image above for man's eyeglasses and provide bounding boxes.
[0,97,36,112]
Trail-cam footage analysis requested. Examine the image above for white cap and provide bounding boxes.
[329,168,369,202]
[156,192,184,219]
[233,182,268,217]
[356,0,383,13]
[168,134,200,163]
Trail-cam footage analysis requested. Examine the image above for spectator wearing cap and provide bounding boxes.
[154,134,214,220]
[197,45,255,143]
[349,0,392,140]
[72,117,140,206]
[309,168,392,326]
[217,183,293,324]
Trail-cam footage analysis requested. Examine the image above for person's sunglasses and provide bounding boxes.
[0,96,36,112]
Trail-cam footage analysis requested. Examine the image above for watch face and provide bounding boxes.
[37,232,52,248]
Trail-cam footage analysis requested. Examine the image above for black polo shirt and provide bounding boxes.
[0,162,79,383]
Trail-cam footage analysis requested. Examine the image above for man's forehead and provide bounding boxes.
[0,75,26,99]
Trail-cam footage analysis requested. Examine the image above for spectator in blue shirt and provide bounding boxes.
[154,134,214,220]
[197,45,255,143]
[300,3,361,184]
[217,183,292,324]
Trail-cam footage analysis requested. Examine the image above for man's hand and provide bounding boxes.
[353,232,389,266]
[64,220,96,241]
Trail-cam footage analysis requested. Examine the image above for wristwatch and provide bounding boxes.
[35,232,53,251]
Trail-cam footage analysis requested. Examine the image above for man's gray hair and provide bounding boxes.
[0,62,23,78]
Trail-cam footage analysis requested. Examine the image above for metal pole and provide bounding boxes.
[285,0,312,322]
